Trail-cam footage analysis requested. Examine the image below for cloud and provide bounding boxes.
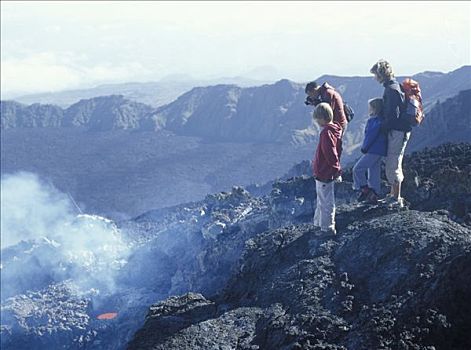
[1,53,82,95]
[1,52,152,96]
[1,1,469,95]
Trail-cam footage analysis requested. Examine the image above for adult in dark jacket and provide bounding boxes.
[305,81,348,134]
[370,59,411,207]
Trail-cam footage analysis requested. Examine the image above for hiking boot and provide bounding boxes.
[382,195,404,208]
[396,197,405,208]
[366,189,379,204]
[321,227,337,235]
[381,194,395,204]
[357,186,370,202]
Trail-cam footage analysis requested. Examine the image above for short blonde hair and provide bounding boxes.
[368,98,383,116]
[370,59,394,82]
[313,102,333,122]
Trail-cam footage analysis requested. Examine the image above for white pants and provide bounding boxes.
[314,180,335,231]
[385,130,410,185]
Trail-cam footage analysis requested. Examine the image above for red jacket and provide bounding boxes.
[312,122,342,182]
[319,83,347,131]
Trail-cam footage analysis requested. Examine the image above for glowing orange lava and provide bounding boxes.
[97,312,118,320]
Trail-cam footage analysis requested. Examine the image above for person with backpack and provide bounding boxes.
[353,98,387,204]
[370,59,411,208]
[304,81,351,136]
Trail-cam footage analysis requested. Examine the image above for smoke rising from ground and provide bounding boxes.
[1,172,130,298]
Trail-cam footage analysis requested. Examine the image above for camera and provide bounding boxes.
[304,95,321,106]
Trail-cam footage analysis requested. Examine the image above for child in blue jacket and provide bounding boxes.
[353,98,387,203]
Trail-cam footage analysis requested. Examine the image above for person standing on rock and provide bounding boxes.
[305,81,348,136]
[312,103,343,235]
[370,59,411,208]
[353,98,387,204]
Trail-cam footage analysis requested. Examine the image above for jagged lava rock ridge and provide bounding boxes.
[128,144,471,350]
[1,144,470,350]
[130,211,470,350]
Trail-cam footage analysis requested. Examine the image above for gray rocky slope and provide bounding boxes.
[2,144,467,349]
[126,143,471,350]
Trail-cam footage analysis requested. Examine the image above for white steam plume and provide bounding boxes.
[1,172,130,296]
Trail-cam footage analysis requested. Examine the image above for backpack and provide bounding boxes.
[318,89,354,123]
[343,102,354,123]
[400,78,424,126]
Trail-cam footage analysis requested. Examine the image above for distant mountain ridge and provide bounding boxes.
[5,76,271,108]
[2,66,470,145]
[2,67,470,219]
[408,89,471,152]
[144,79,310,142]
[62,95,153,130]
[1,96,153,131]
[0,101,64,129]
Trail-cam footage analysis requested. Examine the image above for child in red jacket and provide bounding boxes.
[312,103,343,234]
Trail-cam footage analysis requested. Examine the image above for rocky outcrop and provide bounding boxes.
[2,144,471,350]
[402,143,471,224]
[1,282,96,349]
[128,206,471,350]
[126,144,471,350]
[118,186,271,297]
[338,143,471,225]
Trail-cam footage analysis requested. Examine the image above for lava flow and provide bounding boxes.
[97,312,118,320]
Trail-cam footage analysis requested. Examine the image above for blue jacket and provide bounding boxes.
[361,116,387,156]
[383,79,411,132]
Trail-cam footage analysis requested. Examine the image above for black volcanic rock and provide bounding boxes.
[402,143,471,224]
[126,144,471,350]
[118,186,271,297]
[1,282,95,350]
[2,141,471,350]
[128,208,471,350]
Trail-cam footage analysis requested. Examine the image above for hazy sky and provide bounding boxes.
[1,1,470,95]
